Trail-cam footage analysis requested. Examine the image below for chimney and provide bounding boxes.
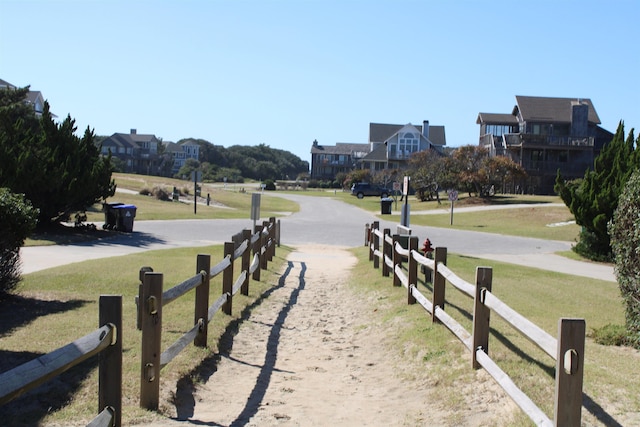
[570,101,588,137]
[130,129,137,134]
[422,120,429,139]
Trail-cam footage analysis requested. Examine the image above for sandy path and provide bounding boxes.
[146,245,516,426]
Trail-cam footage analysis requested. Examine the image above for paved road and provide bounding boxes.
[20,193,615,282]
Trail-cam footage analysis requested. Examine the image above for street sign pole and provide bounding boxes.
[448,190,458,225]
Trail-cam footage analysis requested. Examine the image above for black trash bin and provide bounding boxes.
[112,204,137,232]
[102,202,124,230]
[380,197,393,215]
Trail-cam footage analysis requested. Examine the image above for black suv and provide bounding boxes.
[350,183,390,199]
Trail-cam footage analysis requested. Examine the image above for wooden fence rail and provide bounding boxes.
[0,295,123,427]
[139,217,278,411]
[365,221,585,427]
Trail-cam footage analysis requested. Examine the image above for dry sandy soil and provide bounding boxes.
[141,244,519,427]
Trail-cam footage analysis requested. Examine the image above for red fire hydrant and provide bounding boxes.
[422,238,434,282]
[422,238,434,259]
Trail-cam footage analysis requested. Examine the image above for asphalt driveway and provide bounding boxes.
[20,193,614,282]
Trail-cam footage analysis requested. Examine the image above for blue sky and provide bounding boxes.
[2,0,638,164]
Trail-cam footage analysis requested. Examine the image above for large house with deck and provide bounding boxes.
[477,96,613,194]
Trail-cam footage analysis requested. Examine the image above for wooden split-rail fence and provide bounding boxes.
[0,295,123,427]
[137,217,279,410]
[366,221,586,427]
[0,217,279,426]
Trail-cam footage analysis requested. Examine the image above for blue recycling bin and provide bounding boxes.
[103,203,136,232]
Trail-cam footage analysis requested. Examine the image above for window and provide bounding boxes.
[485,124,516,136]
[398,132,419,157]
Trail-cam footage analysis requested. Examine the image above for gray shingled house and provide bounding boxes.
[477,96,613,194]
[310,120,446,180]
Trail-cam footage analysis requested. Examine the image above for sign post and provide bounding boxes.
[401,176,410,227]
[191,170,202,215]
[448,189,458,225]
[251,193,261,231]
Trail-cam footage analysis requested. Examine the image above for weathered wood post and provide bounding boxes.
[276,219,281,247]
[99,295,122,427]
[252,227,262,281]
[140,272,163,410]
[137,266,153,331]
[364,223,370,247]
[472,267,492,369]
[392,234,401,287]
[269,217,277,257]
[258,225,268,271]
[369,222,379,261]
[382,228,391,277]
[194,254,211,348]
[241,229,251,295]
[407,236,419,305]
[223,241,235,315]
[554,318,585,427]
[432,247,447,323]
[373,225,380,270]
[264,219,274,262]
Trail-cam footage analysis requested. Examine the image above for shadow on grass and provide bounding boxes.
[0,294,90,337]
[26,223,166,248]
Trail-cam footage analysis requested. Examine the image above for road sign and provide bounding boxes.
[448,190,458,202]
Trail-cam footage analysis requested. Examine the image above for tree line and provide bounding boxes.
[171,139,309,183]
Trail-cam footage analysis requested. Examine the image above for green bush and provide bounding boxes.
[0,188,39,294]
[590,324,631,347]
[264,179,276,191]
[609,170,640,348]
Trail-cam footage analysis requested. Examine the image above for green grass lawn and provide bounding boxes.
[348,247,638,426]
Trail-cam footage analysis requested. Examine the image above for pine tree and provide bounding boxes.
[555,121,638,260]
[0,86,116,226]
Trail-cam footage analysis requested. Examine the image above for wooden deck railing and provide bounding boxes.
[365,221,585,427]
[0,295,123,427]
[138,217,278,410]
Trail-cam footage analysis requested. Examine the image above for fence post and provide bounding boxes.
[554,318,585,427]
[99,295,122,427]
[223,241,234,315]
[269,217,277,256]
[373,225,380,270]
[364,223,370,247]
[392,234,401,287]
[264,219,274,262]
[137,266,153,331]
[194,254,211,348]
[472,267,492,369]
[276,219,281,247]
[241,229,251,295]
[407,236,418,305]
[432,247,447,323]
[252,226,262,281]
[369,221,379,261]
[382,228,391,277]
[140,272,163,411]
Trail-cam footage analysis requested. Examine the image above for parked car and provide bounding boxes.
[350,183,390,199]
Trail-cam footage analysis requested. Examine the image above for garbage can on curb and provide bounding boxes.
[113,204,137,232]
[102,202,124,230]
[380,197,393,215]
